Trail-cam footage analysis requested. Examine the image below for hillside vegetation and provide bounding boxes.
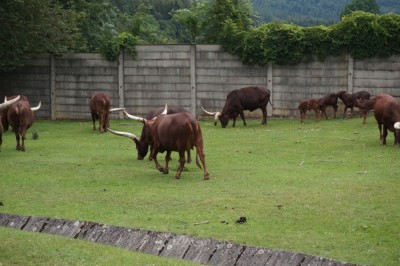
[252,0,400,25]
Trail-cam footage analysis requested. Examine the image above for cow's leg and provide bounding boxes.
[261,107,267,125]
[196,146,209,180]
[350,107,354,118]
[186,150,192,163]
[239,111,247,126]
[362,110,367,124]
[321,107,328,119]
[343,107,347,119]
[164,151,171,174]
[232,116,237,127]
[14,128,21,151]
[20,128,26,151]
[152,150,164,173]
[175,150,186,179]
[333,105,338,119]
[382,125,388,145]
[99,113,104,133]
[314,109,319,123]
[91,113,96,130]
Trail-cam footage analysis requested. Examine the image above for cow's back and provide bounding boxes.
[225,86,270,111]
[8,101,34,129]
[374,94,400,125]
[146,105,188,120]
[90,93,110,113]
[155,113,197,151]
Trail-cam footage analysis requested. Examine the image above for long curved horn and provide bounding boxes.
[394,122,400,130]
[161,104,168,115]
[201,106,221,125]
[0,95,20,109]
[107,128,139,141]
[110,107,124,112]
[31,101,41,112]
[123,109,146,123]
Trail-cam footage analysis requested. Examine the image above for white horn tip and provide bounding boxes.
[394,122,400,129]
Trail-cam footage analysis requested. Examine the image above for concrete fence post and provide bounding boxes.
[347,54,354,93]
[50,54,56,120]
[118,49,125,119]
[267,61,273,115]
[190,45,197,116]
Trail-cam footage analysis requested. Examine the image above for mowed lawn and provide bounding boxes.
[0,115,399,265]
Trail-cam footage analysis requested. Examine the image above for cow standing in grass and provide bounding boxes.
[0,95,20,151]
[373,94,400,146]
[2,95,41,151]
[108,105,209,180]
[202,86,272,128]
[90,93,111,133]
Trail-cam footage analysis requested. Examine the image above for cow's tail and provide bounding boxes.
[193,121,203,170]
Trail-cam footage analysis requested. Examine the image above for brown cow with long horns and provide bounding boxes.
[2,95,41,151]
[0,95,21,151]
[202,86,272,128]
[108,105,209,180]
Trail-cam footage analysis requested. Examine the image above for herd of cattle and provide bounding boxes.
[1,85,400,180]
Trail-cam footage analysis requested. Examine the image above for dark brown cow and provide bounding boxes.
[373,94,400,146]
[90,93,111,133]
[337,90,371,118]
[202,86,272,128]
[319,93,339,119]
[134,105,190,161]
[298,98,320,123]
[2,95,41,151]
[354,97,375,124]
[108,106,209,180]
[0,95,21,151]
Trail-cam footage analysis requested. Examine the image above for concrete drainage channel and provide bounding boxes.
[0,213,357,266]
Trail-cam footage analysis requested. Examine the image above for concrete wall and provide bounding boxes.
[0,45,399,120]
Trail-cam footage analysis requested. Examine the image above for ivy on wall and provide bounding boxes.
[221,11,400,65]
[100,32,139,60]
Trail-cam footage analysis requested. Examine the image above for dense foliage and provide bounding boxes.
[223,11,400,65]
[1,0,400,70]
[252,0,399,26]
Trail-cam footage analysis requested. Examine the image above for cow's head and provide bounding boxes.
[394,122,400,146]
[108,105,167,159]
[201,106,224,127]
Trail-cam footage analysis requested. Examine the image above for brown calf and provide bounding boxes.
[319,93,339,119]
[298,98,320,123]
[354,97,375,124]
[337,90,371,118]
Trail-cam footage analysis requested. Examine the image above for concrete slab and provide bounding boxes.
[208,241,245,266]
[22,216,49,232]
[137,231,173,255]
[41,218,84,238]
[160,234,193,259]
[182,237,219,264]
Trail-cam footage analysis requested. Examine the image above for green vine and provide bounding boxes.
[100,32,139,61]
[221,11,400,65]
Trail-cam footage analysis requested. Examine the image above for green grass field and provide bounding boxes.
[0,115,399,265]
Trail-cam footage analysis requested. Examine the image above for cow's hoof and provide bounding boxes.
[158,167,164,173]
[175,175,181,179]
[163,169,169,174]
[204,174,210,180]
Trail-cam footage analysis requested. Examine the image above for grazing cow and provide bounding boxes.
[202,86,272,128]
[298,98,320,123]
[319,93,339,119]
[373,94,400,146]
[354,97,376,124]
[134,105,190,161]
[337,90,371,118]
[2,95,41,151]
[90,93,111,133]
[0,95,20,151]
[108,106,209,180]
